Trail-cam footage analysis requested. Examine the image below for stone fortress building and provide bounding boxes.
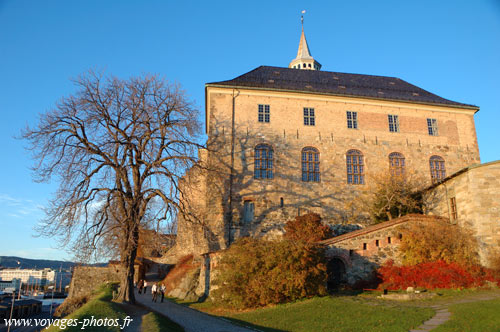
[172,21,490,263]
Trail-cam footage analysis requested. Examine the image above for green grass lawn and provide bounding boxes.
[45,284,126,332]
[190,296,434,332]
[140,312,185,332]
[433,298,500,332]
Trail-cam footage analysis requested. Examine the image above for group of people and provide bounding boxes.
[136,279,166,303]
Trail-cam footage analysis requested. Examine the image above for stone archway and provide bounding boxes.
[327,257,346,291]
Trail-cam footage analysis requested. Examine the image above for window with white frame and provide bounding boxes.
[303,108,315,126]
[347,111,358,129]
[427,118,438,136]
[388,114,399,132]
[258,104,270,123]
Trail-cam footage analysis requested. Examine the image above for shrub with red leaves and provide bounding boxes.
[377,260,500,290]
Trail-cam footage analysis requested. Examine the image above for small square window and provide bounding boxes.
[375,240,380,247]
[388,114,399,132]
[362,243,367,250]
[258,104,270,123]
[427,118,438,136]
[388,237,392,244]
[303,108,315,126]
[347,111,358,129]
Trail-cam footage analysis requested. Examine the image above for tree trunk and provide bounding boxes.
[386,210,393,221]
[116,223,139,303]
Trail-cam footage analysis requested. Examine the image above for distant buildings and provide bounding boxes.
[0,268,55,287]
[0,278,21,292]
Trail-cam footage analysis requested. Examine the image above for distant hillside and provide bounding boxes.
[0,256,106,270]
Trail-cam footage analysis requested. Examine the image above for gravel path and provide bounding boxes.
[135,289,257,332]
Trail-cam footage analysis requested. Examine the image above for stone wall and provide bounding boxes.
[425,160,500,266]
[67,266,122,298]
[321,215,448,285]
[173,85,480,257]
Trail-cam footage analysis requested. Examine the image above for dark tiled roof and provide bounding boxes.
[207,66,478,109]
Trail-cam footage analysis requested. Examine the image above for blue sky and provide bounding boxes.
[0,0,499,261]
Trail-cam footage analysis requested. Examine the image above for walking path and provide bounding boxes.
[409,292,500,332]
[136,263,256,332]
[135,289,257,332]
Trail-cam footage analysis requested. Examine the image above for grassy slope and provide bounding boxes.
[205,296,434,332]
[140,312,185,332]
[433,298,500,332]
[46,284,125,332]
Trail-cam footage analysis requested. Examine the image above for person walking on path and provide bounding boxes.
[144,280,148,294]
[138,279,144,294]
[160,283,166,303]
[151,283,158,302]
[160,284,167,303]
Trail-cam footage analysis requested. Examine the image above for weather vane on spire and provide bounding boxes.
[301,10,306,26]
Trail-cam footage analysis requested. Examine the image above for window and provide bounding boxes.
[346,149,364,184]
[243,201,254,223]
[429,155,446,183]
[427,118,438,136]
[375,240,380,247]
[388,114,399,132]
[258,104,270,123]
[303,108,315,126]
[362,243,367,250]
[301,147,320,182]
[347,111,358,129]
[450,197,457,220]
[254,144,273,179]
[389,152,405,176]
[387,237,392,244]
[280,197,284,207]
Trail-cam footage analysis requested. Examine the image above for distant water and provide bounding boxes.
[41,298,65,306]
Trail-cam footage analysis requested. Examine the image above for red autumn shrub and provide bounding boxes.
[284,213,334,243]
[377,260,500,290]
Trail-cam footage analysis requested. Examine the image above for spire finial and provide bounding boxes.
[289,10,322,71]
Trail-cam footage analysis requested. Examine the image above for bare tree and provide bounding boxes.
[22,71,202,303]
[360,171,428,223]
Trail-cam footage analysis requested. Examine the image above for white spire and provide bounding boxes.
[289,11,321,71]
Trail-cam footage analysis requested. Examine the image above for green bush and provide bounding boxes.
[212,237,327,308]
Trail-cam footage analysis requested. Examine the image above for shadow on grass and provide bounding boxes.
[221,316,288,332]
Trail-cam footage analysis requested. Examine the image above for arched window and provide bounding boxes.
[302,147,320,182]
[389,152,405,176]
[429,155,446,183]
[346,149,364,184]
[254,144,273,179]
